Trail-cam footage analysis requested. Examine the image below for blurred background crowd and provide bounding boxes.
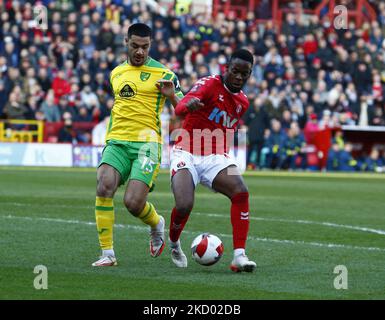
[0,0,385,172]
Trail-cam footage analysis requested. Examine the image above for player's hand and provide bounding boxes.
[156,79,175,98]
[186,97,204,112]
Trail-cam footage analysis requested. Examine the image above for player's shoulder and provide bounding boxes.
[145,57,175,77]
[144,57,168,70]
[239,90,249,102]
[195,75,221,86]
[110,61,129,77]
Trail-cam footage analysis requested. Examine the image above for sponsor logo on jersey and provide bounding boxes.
[119,81,137,98]
[208,107,238,128]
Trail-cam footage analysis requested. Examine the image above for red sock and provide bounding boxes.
[169,207,190,242]
[231,192,250,250]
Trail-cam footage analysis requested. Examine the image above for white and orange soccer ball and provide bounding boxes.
[191,233,224,266]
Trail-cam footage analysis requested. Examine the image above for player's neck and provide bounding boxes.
[221,76,241,95]
[127,56,151,66]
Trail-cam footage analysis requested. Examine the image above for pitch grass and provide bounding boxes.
[0,167,385,300]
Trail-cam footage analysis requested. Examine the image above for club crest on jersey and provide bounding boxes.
[208,107,238,128]
[177,161,186,168]
[119,81,137,98]
[219,94,224,102]
[236,104,242,114]
[140,72,151,81]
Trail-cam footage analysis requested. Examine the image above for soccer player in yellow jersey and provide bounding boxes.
[92,23,184,266]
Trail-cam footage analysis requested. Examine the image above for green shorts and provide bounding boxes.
[99,140,161,188]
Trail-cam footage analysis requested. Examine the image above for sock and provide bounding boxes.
[95,197,114,251]
[231,192,250,250]
[169,207,190,243]
[138,202,160,228]
[234,248,245,257]
[102,249,115,257]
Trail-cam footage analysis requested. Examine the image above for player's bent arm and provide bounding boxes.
[168,93,182,108]
[174,97,204,116]
[173,76,213,116]
[174,98,189,116]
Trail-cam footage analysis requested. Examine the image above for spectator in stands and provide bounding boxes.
[371,104,385,126]
[264,118,288,169]
[361,148,384,172]
[75,106,93,122]
[353,62,372,95]
[51,70,71,104]
[326,142,341,171]
[3,37,18,67]
[304,113,319,144]
[80,85,100,111]
[338,143,358,172]
[281,122,307,170]
[58,113,77,144]
[0,80,7,118]
[40,90,61,122]
[243,97,270,169]
[2,91,28,120]
[333,130,345,149]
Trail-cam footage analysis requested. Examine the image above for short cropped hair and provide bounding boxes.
[127,23,152,38]
[230,49,254,65]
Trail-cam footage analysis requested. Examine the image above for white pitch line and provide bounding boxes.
[192,212,385,236]
[3,201,385,236]
[1,214,385,253]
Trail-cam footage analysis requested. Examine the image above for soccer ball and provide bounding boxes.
[191,233,224,266]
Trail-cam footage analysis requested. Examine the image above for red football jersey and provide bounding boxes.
[174,75,249,155]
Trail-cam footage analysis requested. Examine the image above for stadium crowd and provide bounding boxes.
[0,0,385,172]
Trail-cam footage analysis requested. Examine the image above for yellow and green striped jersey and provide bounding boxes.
[106,57,183,143]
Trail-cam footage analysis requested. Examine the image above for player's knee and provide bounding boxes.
[233,184,248,197]
[175,201,193,217]
[96,177,116,198]
[123,197,144,216]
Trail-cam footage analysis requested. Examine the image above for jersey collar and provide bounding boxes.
[220,75,241,95]
[126,57,151,66]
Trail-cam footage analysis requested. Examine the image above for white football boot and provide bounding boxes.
[230,253,256,273]
[92,255,117,267]
[150,216,165,257]
[170,239,188,268]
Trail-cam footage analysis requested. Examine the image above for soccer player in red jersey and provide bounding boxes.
[169,49,256,272]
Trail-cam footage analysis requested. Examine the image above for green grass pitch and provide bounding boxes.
[0,167,384,300]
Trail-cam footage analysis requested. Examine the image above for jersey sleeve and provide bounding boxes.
[109,72,114,95]
[174,77,213,116]
[172,74,184,99]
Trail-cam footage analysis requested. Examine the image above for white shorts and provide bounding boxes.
[170,148,239,189]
